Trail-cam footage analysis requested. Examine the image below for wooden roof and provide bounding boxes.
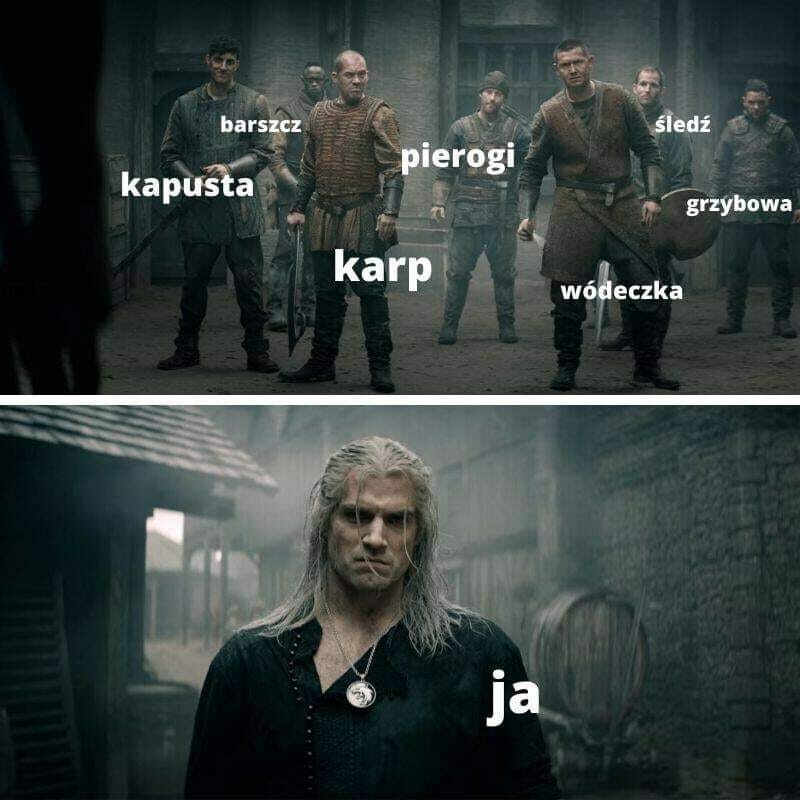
[0,406,278,492]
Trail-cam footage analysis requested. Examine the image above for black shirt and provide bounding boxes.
[184,615,561,799]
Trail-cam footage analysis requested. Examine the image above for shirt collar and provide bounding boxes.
[299,89,318,107]
[290,616,410,700]
[644,102,664,123]
[202,82,237,101]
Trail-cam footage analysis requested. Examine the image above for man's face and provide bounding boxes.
[302,66,326,101]
[479,88,505,115]
[554,48,594,89]
[206,51,239,85]
[743,90,770,121]
[332,55,369,104]
[328,472,418,593]
[633,70,663,109]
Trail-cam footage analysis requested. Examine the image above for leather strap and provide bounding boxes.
[556,177,632,192]
[316,193,374,216]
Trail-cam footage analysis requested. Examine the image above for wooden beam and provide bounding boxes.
[203,534,212,650]
[130,0,155,288]
[219,527,230,645]
[439,0,459,148]
[105,520,130,798]
[149,479,236,521]
[150,575,158,641]
[458,26,561,45]
[127,517,148,682]
[181,537,191,645]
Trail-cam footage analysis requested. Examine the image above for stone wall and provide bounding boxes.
[586,408,800,797]
[572,0,661,88]
[360,0,442,217]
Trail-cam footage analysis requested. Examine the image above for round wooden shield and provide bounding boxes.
[650,188,721,260]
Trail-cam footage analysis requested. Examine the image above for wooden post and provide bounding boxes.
[149,577,158,640]
[127,517,147,681]
[106,518,130,798]
[503,45,515,76]
[129,0,155,288]
[219,527,229,645]
[203,533,212,650]
[439,0,459,162]
[181,538,191,645]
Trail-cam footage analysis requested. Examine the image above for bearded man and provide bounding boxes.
[432,71,531,345]
[185,437,561,799]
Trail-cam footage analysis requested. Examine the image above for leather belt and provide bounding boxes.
[316,193,375,217]
[557,177,632,207]
[453,185,500,202]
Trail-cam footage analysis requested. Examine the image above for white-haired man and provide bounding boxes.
[185,436,560,799]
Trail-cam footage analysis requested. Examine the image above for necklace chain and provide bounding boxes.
[323,597,397,681]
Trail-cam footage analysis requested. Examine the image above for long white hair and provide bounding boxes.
[253,436,478,655]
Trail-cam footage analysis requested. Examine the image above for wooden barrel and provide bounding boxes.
[530,589,648,728]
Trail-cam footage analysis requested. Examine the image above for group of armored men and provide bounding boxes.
[156,35,800,393]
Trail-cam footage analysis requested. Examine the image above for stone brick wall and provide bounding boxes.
[585,408,800,797]
[360,1,442,216]
[248,1,324,107]
[572,0,661,88]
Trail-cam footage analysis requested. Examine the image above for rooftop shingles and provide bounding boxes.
[0,406,277,491]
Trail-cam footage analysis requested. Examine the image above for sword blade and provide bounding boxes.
[112,203,183,277]
[595,260,611,346]
[287,227,306,356]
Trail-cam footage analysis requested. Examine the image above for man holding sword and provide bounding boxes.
[518,39,678,391]
[156,35,277,374]
[280,50,403,394]
[266,62,327,333]
[600,64,693,354]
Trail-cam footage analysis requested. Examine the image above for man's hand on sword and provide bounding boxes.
[517,218,535,241]
[376,213,397,242]
[641,200,661,228]
[287,211,305,231]
[430,205,446,223]
[202,163,231,180]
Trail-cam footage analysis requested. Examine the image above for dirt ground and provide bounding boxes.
[99,280,800,394]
